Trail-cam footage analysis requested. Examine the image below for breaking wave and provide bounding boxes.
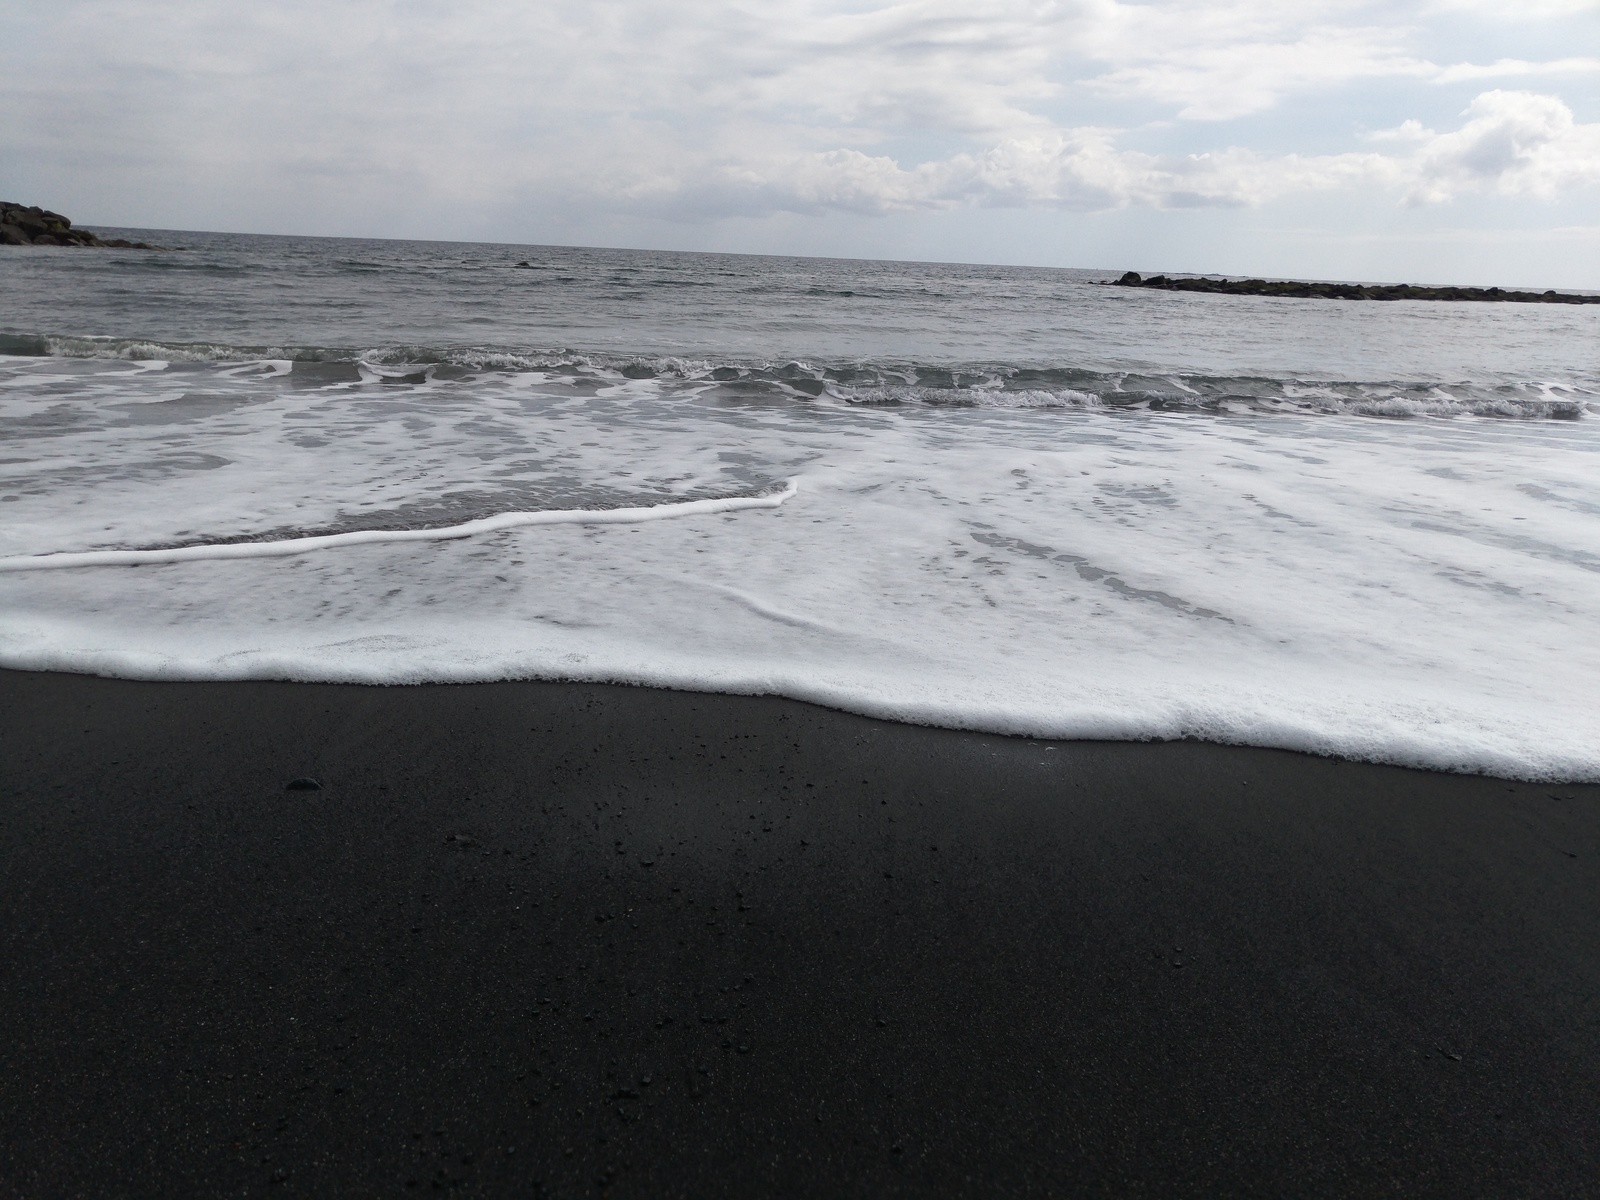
[2,333,1593,420]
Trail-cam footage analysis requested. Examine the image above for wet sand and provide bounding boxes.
[2,668,1598,1195]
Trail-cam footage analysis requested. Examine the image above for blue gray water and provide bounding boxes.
[5,228,1596,406]
[3,231,1599,779]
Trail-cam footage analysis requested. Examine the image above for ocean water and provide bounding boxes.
[3,230,1599,779]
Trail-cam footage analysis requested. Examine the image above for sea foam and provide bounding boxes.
[0,482,797,571]
[2,354,1598,781]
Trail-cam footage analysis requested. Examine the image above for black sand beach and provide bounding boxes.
[3,668,1598,1196]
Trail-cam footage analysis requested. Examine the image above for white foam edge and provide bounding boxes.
[3,635,1591,782]
[0,479,799,572]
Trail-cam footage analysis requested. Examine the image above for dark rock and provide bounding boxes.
[1107,269,1598,304]
[0,200,172,250]
[620,363,657,379]
[8,209,47,236]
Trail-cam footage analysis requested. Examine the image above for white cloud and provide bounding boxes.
[633,90,1600,218]
[1396,90,1600,203]
[1,0,1596,238]
[1072,3,1600,122]
[1073,3,1436,121]
[1432,57,1600,84]
[1426,0,1600,16]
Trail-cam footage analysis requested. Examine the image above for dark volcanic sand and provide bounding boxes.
[2,669,1598,1196]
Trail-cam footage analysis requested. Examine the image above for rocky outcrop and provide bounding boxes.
[1110,271,1598,304]
[0,202,166,249]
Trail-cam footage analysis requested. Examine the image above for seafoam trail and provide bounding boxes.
[0,481,799,572]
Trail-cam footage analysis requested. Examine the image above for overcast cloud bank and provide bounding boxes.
[2,0,1597,278]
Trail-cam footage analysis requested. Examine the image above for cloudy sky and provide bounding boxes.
[4,0,1598,283]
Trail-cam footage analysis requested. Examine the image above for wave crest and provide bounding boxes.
[3,332,1594,420]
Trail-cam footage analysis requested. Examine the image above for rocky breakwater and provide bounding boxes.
[1,202,166,249]
[1111,271,1598,304]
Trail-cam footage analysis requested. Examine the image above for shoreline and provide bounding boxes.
[4,668,1599,1193]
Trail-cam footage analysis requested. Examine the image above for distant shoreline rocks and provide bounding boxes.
[1109,271,1597,304]
[0,202,169,250]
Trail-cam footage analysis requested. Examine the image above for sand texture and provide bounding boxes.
[3,669,1599,1195]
